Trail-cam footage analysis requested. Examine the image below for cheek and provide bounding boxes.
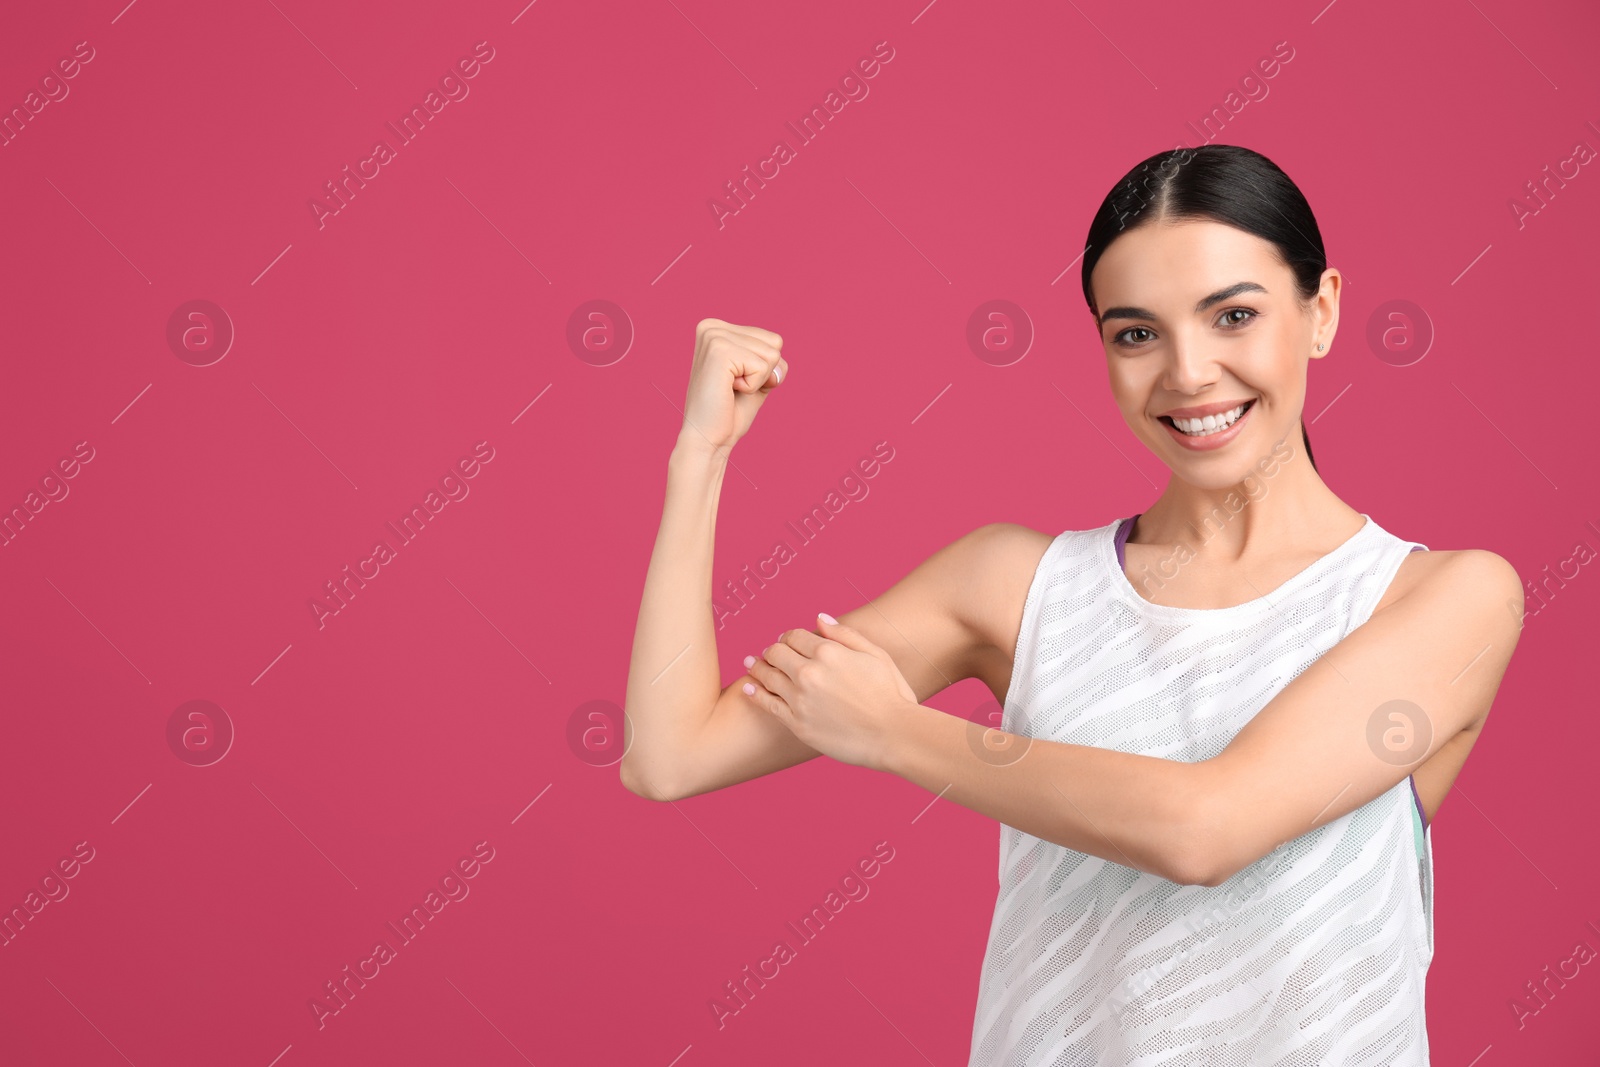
[1106,362,1154,416]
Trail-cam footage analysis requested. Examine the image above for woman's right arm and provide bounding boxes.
[618,427,828,802]
[619,318,798,802]
[618,318,1016,802]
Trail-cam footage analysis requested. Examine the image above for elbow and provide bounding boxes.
[1166,847,1226,889]
[619,757,681,803]
[1165,772,1237,888]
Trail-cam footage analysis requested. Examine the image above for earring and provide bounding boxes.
[1316,343,1325,351]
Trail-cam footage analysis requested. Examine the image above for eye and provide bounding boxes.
[1111,326,1155,348]
[1218,307,1258,328]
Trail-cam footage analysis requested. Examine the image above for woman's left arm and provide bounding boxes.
[744,550,1524,888]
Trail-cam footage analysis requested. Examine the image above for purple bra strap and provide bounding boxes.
[1115,513,1139,572]
[1115,516,1432,833]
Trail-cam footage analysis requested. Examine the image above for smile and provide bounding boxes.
[1157,399,1256,449]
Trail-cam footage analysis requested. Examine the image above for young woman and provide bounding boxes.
[621,144,1523,1065]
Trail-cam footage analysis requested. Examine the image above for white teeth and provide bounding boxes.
[1170,403,1247,436]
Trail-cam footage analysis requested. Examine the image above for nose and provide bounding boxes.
[1162,336,1221,396]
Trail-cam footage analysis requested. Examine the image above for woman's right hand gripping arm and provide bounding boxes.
[618,317,806,801]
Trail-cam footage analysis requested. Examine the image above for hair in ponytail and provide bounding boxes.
[1080,144,1325,473]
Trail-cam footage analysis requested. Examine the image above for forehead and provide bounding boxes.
[1092,219,1284,304]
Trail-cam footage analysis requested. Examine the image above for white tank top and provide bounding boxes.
[969,513,1435,1066]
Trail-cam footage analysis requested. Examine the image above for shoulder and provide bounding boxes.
[1384,545,1524,625]
[945,522,1072,652]
[959,522,1061,585]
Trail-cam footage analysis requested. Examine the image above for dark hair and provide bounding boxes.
[1080,144,1324,471]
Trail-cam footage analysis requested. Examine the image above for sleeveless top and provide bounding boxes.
[968,513,1435,1066]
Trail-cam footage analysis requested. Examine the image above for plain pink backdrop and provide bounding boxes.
[1,0,1595,1063]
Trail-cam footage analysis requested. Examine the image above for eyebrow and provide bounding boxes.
[1097,281,1270,325]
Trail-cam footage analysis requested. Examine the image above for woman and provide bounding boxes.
[621,144,1523,1065]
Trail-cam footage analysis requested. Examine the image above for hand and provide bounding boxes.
[679,318,788,454]
[742,613,919,772]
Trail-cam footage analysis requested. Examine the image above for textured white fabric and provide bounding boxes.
[968,514,1435,1066]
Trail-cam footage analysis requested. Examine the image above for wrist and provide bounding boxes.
[671,429,732,468]
[876,698,932,778]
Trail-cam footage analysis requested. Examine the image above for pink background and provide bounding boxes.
[2,0,1596,1063]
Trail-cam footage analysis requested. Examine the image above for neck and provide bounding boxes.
[1131,427,1363,562]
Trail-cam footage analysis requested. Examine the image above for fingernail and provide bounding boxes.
[743,655,755,668]
[773,366,781,383]
[742,682,756,695]
[818,612,837,625]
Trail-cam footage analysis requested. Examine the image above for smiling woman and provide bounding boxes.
[620,145,1521,1067]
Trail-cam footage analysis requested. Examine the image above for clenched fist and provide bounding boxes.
[679,318,788,453]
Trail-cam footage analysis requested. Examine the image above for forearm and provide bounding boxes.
[620,431,732,797]
[882,703,1215,885]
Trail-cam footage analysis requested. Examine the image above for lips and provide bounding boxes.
[1158,399,1256,450]
[1160,398,1255,435]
